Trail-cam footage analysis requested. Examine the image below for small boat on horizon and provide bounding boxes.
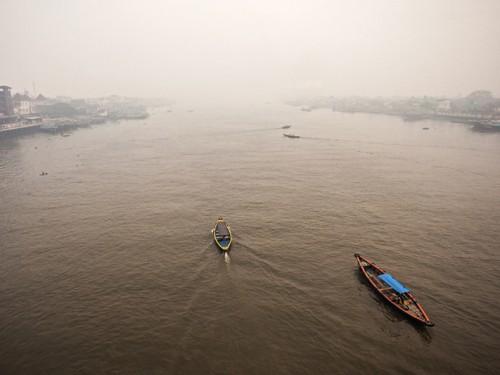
[471,120,500,133]
[212,217,232,251]
[402,113,427,122]
[283,133,300,139]
[281,125,292,129]
[40,122,59,132]
[354,253,434,326]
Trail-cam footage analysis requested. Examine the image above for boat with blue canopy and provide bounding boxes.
[377,274,410,294]
[354,254,434,326]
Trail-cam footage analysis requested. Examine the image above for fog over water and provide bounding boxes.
[2,0,500,105]
[2,2,500,375]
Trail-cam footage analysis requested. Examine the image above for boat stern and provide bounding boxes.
[217,238,232,251]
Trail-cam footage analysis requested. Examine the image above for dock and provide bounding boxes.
[0,121,42,135]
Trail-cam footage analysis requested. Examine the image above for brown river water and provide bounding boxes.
[1,106,500,374]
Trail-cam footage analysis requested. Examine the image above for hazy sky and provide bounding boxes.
[1,0,500,105]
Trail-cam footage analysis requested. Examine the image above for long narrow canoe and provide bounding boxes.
[212,217,232,251]
[354,253,434,326]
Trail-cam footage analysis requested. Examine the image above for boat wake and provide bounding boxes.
[299,136,331,141]
[224,252,231,264]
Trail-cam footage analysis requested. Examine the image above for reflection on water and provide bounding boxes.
[1,106,500,374]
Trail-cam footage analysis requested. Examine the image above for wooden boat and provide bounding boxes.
[354,254,434,326]
[283,133,300,139]
[212,217,232,251]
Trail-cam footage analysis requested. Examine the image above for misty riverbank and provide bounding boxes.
[0,112,149,137]
[287,91,500,132]
[0,89,163,137]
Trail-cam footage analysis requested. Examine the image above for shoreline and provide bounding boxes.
[0,112,148,138]
[294,105,500,132]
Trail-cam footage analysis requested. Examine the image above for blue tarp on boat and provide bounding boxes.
[218,238,230,247]
[378,273,410,294]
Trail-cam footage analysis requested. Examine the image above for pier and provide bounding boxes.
[0,118,43,135]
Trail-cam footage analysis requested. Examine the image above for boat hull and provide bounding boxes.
[212,219,232,251]
[354,254,434,326]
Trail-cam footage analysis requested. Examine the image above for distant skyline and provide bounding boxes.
[1,0,500,106]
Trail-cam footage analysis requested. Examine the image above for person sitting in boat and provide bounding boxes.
[391,293,407,306]
[399,293,410,309]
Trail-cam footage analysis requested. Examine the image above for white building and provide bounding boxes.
[437,100,451,112]
[13,93,33,115]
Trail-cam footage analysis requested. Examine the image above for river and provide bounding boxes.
[1,105,499,374]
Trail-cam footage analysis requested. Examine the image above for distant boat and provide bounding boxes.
[300,106,313,112]
[123,113,149,119]
[354,254,434,326]
[472,121,500,133]
[212,217,232,251]
[283,133,300,139]
[281,125,292,129]
[422,127,429,130]
[402,113,427,122]
[40,123,59,132]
